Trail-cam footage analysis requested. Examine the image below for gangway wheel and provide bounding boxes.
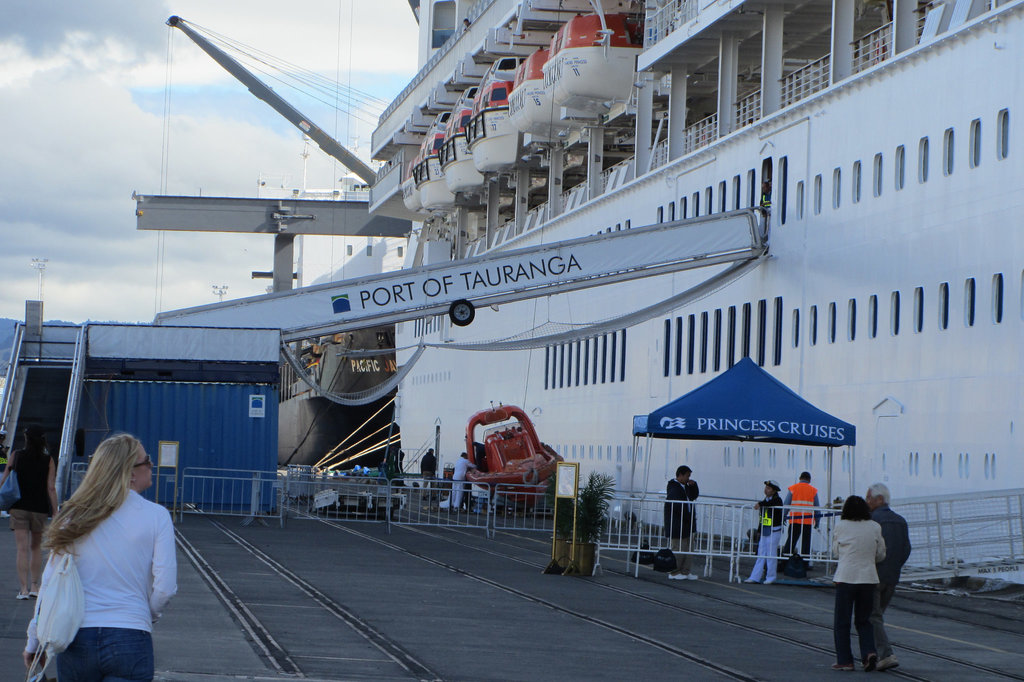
[448,299,475,326]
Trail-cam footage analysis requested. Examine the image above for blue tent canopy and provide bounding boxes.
[632,358,855,447]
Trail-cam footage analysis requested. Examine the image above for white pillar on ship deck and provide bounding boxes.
[273,234,294,292]
[635,71,654,177]
[514,166,529,231]
[587,125,605,200]
[486,179,500,247]
[547,145,563,218]
[761,7,784,116]
[717,33,739,137]
[892,0,918,54]
[455,210,469,259]
[830,0,855,83]
[668,66,688,161]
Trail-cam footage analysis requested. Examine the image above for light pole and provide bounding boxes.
[30,258,48,301]
[211,284,229,301]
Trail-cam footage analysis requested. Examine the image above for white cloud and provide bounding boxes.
[0,0,418,323]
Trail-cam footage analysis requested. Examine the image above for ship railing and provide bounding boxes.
[374,0,504,152]
[735,88,762,129]
[682,112,718,155]
[780,54,831,108]
[644,0,699,49]
[650,138,669,170]
[560,182,589,214]
[600,158,635,195]
[179,467,284,528]
[852,22,893,74]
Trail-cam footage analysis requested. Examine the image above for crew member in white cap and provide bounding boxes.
[745,480,785,584]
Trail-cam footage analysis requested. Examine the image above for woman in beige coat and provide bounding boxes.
[831,495,885,671]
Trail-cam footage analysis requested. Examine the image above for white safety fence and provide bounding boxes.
[178,468,284,527]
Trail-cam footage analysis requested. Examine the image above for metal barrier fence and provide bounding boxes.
[284,469,404,524]
[178,467,283,527]
[895,490,1024,579]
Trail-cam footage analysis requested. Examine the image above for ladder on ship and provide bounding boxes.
[156,208,769,341]
[1,319,87,502]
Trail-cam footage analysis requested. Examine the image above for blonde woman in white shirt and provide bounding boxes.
[831,494,886,671]
[22,434,177,681]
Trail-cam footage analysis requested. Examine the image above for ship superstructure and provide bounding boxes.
[368,0,1021,499]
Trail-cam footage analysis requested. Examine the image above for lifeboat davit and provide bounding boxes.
[467,57,521,172]
[544,13,643,115]
[440,86,485,192]
[508,48,556,139]
[465,404,562,505]
[401,158,424,213]
[413,112,456,210]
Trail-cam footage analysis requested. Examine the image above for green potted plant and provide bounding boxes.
[568,472,615,576]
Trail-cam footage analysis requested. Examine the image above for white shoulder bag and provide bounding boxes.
[33,552,85,656]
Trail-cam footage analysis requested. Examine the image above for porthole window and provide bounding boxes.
[747,169,757,207]
[705,186,713,214]
[668,201,675,221]
[969,118,981,169]
[938,282,949,330]
[918,136,929,183]
[792,308,800,348]
[997,108,1010,160]
[993,273,1004,324]
[891,291,901,336]
[732,175,741,210]
[657,206,664,223]
[693,191,700,217]
[894,145,905,190]
[868,294,878,338]
[852,160,862,203]
[873,153,883,197]
[832,167,842,209]
[943,127,954,176]
[847,298,856,341]
[828,302,837,343]
[779,157,788,224]
[810,305,818,346]
[795,180,805,219]
[680,197,687,219]
[813,174,822,215]
[718,180,727,213]
[913,286,924,333]
[964,277,976,327]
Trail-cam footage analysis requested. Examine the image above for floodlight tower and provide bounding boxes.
[30,258,48,301]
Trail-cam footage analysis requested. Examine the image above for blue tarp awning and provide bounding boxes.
[632,358,855,447]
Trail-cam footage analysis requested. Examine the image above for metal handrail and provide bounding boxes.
[0,323,25,442]
[55,324,87,501]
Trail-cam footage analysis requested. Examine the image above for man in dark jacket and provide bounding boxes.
[663,465,699,580]
[866,482,912,672]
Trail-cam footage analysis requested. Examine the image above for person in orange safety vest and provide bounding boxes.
[783,471,820,564]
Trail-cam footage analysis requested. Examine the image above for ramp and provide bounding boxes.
[156,209,768,341]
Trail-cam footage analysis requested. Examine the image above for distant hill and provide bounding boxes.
[0,317,84,371]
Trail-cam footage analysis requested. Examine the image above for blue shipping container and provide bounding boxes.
[78,381,279,511]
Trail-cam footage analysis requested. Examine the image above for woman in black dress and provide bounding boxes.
[0,425,58,599]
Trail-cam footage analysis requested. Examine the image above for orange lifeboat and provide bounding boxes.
[508,48,555,139]
[466,57,521,172]
[465,404,562,505]
[543,13,643,116]
[401,157,424,213]
[413,112,456,210]
[439,86,485,192]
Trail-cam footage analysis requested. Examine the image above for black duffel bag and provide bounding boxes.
[652,548,677,572]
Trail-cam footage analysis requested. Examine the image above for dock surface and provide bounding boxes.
[3,513,1024,681]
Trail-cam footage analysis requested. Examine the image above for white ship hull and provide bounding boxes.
[372,0,1024,503]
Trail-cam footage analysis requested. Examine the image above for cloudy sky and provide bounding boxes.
[0,0,419,323]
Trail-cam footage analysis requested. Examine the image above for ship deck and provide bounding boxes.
[3,514,1024,681]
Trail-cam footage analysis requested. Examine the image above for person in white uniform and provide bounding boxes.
[450,452,478,512]
[23,434,177,681]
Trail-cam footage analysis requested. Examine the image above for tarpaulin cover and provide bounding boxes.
[632,358,855,447]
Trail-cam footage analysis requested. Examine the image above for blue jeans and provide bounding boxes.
[833,583,876,665]
[57,627,154,682]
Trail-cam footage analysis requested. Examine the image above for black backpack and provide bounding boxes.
[652,548,677,572]
[783,554,808,579]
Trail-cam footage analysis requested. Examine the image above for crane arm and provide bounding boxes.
[167,16,377,185]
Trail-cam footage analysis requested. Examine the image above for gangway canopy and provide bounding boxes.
[155,208,767,342]
[632,358,855,447]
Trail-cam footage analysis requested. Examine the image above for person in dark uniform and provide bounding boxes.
[663,465,700,580]
[745,480,785,584]
[1,425,58,599]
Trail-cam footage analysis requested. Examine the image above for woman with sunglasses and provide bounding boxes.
[22,434,177,681]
